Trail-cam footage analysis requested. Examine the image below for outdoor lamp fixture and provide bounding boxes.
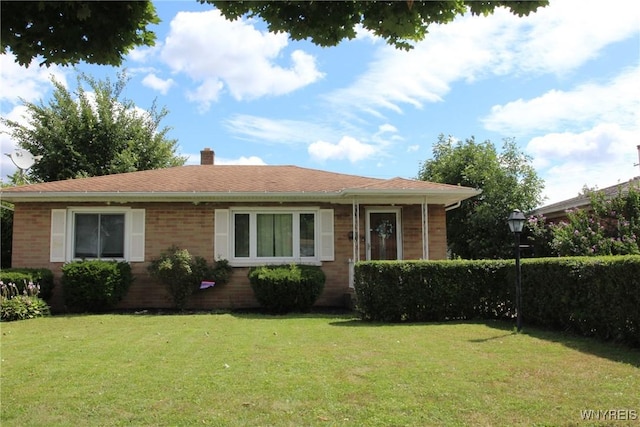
[507,209,526,332]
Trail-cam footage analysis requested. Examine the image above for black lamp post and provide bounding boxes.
[507,209,526,332]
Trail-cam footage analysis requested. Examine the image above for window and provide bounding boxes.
[233,211,313,260]
[50,208,145,262]
[74,213,125,258]
[214,208,333,265]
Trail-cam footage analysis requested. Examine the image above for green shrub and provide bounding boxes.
[523,256,640,344]
[61,260,133,313]
[0,268,54,301]
[354,256,640,346]
[355,260,512,322]
[249,264,325,313]
[1,281,50,321]
[147,246,230,310]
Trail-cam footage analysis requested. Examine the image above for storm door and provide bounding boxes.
[366,209,402,260]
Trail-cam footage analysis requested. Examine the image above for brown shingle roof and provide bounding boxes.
[1,165,480,204]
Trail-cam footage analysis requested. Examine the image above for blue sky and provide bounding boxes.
[1,0,639,207]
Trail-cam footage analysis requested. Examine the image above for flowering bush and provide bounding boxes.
[1,280,50,321]
[527,183,640,257]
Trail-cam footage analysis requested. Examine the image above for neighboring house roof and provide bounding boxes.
[533,176,640,220]
[1,165,481,205]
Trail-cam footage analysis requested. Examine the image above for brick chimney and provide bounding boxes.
[200,148,215,165]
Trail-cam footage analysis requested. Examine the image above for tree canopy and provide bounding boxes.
[419,135,544,259]
[209,1,548,51]
[1,1,159,66]
[2,1,547,67]
[1,71,186,183]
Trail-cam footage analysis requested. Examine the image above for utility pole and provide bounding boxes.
[636,145,640,173]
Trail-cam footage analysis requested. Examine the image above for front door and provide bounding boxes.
[367,209,402,260]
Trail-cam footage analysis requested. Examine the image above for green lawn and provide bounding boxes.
[1,313,639,426]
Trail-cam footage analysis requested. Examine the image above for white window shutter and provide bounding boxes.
[50,209,67,262]
[319,209,334,261]
[130,209,145,262]
[214,209,230,259]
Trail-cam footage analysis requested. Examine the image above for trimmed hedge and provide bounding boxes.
[62,260,133,313]
[355,256,640,346]
[249,264,325,313]
[523,256,640,344]
[0,268,54,301]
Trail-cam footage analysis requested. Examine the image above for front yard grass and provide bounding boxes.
[1,313,638,426]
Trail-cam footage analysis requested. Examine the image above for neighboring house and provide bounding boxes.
[533,177,640,223]
[1,148,480,311]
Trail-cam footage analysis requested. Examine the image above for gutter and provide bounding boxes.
[445,201,461,211]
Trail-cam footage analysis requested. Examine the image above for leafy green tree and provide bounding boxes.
[208,1,547,51]
[418,135,544,259]
[1,1,159,66]
[2,71,186,183]
[3,1,547,67]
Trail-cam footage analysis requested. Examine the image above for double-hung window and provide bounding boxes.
[213,208,333,266]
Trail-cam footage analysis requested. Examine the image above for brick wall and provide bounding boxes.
[11,200,449,311]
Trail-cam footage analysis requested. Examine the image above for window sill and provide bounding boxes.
[229,259,322,268]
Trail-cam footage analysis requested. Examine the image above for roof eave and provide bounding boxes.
[1,187,481,205]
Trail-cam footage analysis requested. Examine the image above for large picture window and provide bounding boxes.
[232,210,316,262]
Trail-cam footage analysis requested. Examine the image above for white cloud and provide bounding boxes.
[377,124,398,134]
[1,105,31,179]
[407,145,420,152]
[0,54,67,104]
[141,73,175,95]
[528,124,639,205]
[184,152,266,166]
[127,43,162,63]
[224,115,333,145]
[308,136,378,163]
[216,156,267,166]
[159,10,324,110]
[324,0,640,118]
[512,0,640,75]
[483,67,640,135]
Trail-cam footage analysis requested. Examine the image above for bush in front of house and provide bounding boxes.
[62,260,133,313]
[0,268,54,301]
[1,280,51,321]
[355,260,512,323]
[148,246,231,310]
[354,256,640,346]
[249,264,325,314]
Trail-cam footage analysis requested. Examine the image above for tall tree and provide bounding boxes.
[3,1,547,67]
[419,135,544,259]
[2,71,186,183]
